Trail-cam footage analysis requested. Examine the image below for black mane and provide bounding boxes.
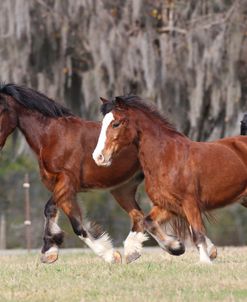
[101,95,181,134]
[0,83,74,117]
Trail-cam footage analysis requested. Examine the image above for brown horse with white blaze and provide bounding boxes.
[0,84,153,264]
[93,95,247,264]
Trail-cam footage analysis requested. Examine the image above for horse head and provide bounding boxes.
[93,96,137,166]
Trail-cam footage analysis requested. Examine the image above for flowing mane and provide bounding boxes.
[101,95,182,135]
[0,83,74,117]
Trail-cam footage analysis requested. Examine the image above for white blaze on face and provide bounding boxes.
[92,112,114,164]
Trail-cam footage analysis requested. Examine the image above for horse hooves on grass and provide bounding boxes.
[125,251,141,264]
[209,246,217,260]
[113,251,122,264]
[40,251,58,264]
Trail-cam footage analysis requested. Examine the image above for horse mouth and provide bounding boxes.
[92,151,113,167]
[98,159,112,167]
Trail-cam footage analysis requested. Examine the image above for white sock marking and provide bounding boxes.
[124,231,148,256]
[198,243,212,264]
[50,221,62,235]
[92,112,114,164]
[79,233,115,263]
[45,246,58,255]
[205,236,214,254]
[44,212,62,236]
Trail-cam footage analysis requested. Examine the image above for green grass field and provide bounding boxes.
[1,247,247,302]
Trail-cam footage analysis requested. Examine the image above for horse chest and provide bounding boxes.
[144,173,179,207]
[39,165,57,191]
[141,148,187,200]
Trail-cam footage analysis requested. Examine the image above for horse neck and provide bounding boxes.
[17,106,52,155]
[134,112,189,171]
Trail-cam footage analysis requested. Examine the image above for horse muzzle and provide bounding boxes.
[92,151,112,167]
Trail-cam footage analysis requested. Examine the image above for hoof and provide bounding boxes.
[166,241,185,256]
[113,251,122,264]
[125,251,141,264]
[40,250,58,264]
[209,246,217,260]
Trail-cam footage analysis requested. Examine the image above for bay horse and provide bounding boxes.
[0,84,152,264]
[92,95,247,264]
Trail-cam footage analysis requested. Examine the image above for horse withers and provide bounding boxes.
[93,95,247,264]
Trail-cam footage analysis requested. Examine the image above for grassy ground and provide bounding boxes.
[0,247,247,302]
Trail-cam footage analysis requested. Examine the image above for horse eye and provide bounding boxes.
[112,121,121,128]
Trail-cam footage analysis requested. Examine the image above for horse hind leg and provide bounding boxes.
[144,206,185,256]
[41,197,64,264]
[111,177,148,264]
[183,199,212,264]
[81,221,122,264]
[67,208,121,264]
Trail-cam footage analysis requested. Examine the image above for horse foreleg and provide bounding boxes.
[183,200,212,264]
[61,200,121,263]
[41,197,64,264]
[111,180,148,264]
[144,206,185,256]
[55,173,121,263]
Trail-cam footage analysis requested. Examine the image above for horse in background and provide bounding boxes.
[93,95,247,263]
[0,84,150,264]
[241,113,247,135]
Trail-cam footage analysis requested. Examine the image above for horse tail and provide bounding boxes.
[240,113,247,135]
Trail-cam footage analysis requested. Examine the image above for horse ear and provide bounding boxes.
[100,97,109,104]
[115,97,127,109]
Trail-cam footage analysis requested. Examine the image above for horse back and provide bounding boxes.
[214,135,247,165]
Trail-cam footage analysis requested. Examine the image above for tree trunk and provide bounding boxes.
[0,0,246,140]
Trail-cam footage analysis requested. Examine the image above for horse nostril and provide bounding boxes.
[97,154,104,162]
